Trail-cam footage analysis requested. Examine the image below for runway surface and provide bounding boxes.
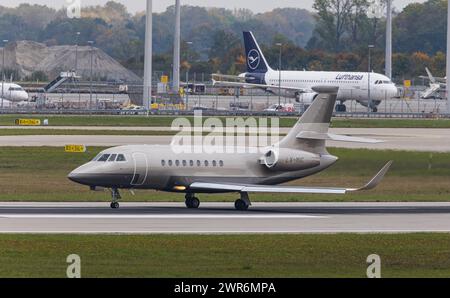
[1,202,450,234]
[0,128,448,152]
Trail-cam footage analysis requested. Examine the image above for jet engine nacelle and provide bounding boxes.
[262,148,321,171]
[296,92,318,104]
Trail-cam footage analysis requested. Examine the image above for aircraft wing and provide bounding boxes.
[190,161,393,195]
[213,79,309,93]
[212,74,247,82]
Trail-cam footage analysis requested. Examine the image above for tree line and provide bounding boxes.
[0,0,448,81]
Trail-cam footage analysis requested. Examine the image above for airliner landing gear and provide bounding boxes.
[372,107,378,113]
[110,188,121,209]
[235,192,251,211]
[185,193,200,209]
[335,102,347,112]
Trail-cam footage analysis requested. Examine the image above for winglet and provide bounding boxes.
[348,161,393,192]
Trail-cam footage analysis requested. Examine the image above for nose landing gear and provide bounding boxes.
[110,188,121,209]
[335,102,347,112]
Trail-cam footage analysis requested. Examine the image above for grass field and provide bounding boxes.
[2,114,450,128]
[0,234,449,278]
[0,147,448,202]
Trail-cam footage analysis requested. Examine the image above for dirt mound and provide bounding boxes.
[1,41,141,83]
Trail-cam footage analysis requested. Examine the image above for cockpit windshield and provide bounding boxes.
[375,80,392,85]
[93,153,127,162]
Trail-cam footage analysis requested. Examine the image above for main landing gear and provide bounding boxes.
[335,102,347,112]
[183,192,252,211]
[110,188,121,209]
[234,192,251,211]
[185,193,200,209]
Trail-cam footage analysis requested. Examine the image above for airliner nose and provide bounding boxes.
[391,85,399,98]
[21,92,29,101]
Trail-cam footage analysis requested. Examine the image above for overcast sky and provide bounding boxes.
[1,0,427,14]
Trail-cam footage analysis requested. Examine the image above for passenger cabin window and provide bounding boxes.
[168,160,173,166]
[219,160,224,167]
[161,160,166,166]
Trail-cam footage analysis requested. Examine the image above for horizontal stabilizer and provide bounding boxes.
[296,131,383,144]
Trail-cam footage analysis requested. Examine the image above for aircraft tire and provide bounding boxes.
[110,202,120,209]
[234,199,249,211]
[186,197,200,209]
[335,104,346,112]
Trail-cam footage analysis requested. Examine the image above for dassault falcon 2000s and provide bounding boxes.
[68,86,392,211]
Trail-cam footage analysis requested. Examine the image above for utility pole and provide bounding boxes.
[276,43,282,106]
[185,41,193,109]
[385,0,392,79]
[75,32,80,72]
[368,45,375,117]
[447,0,450,114]
[173,0,181,94]
[143,0,153,110]
[1,39,8,110]
[88,41,94,110]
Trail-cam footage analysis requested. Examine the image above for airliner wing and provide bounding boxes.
[296,131,383,143]
[213,79,309,93]
[212,74,247,82]
[190,161,393,194]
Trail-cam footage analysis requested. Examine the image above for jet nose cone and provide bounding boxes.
[68,171,90,185]
[68,171,80,183]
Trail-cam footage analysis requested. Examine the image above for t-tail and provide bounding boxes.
[279,86,337,154]
[279,86,383,154]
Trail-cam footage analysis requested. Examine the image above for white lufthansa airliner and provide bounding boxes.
[214,32,398,112]
[0,82,29,103]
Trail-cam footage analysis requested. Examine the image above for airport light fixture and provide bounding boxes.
[368,44,375,117]
[185,41,193,109]
[1,39,9,110]
[88,40,94,110]
[75,32,80,72]
[276,43,282,106]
